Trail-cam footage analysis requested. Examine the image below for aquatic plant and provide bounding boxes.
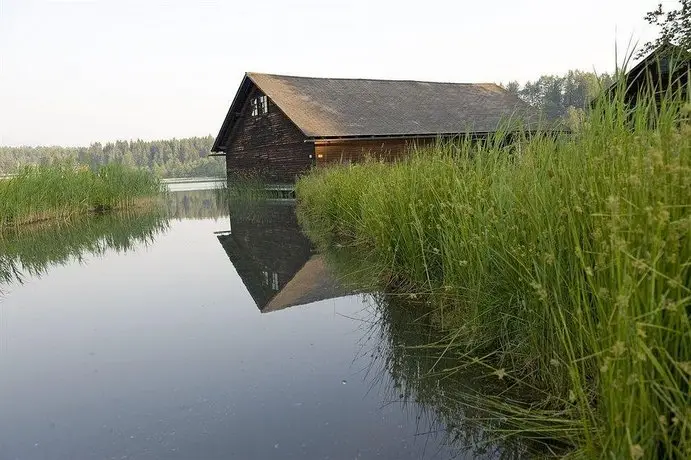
[0,163,162,230]
[296,78,691,457]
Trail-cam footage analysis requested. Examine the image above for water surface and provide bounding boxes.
[0,184,467,459]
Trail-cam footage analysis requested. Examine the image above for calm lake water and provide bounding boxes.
[0,182,512,460]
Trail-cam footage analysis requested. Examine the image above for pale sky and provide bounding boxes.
[0,0,664,146]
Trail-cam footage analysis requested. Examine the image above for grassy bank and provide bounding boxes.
[0,163,161,230]
[296,92,691,457]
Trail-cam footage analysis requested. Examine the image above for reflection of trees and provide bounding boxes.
[164,189,230,220]
[0,210,168,289]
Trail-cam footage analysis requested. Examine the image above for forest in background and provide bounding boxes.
[0,135,222,178]
[504,70,615,128]
[0,70,614,177]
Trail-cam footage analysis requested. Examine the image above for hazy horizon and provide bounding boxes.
[1,0,661,147]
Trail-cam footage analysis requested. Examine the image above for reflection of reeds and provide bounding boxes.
[213,180,298,224]
[325,250,568,458]
[164,188,230,220]
[368,292,576,458]
[0,163,162,230]
[297,68,691,458]
[0,209,169,288]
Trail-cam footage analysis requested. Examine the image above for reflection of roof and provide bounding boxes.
[264,255,351,312]
[217,231,353,314]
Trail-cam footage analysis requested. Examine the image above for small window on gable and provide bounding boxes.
[250,95,268,117]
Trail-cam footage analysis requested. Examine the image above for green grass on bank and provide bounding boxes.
[296,88,691,457]
[0,163,162,230]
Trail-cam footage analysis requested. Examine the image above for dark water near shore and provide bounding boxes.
[0,183,516,460]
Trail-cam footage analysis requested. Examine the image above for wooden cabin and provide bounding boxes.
[217,202,351,313]
[611,44,690,107]
[211,73,539,184]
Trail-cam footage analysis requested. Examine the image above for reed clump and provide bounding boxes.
[0,163,162,230]
[296,86,691,457]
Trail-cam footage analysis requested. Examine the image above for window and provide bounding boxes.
[262,271,279,291]
[251,95,268,117]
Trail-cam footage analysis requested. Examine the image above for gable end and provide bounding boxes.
[212,75,309,152]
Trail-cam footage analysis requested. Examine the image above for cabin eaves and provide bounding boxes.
[603,44,691,105]
[212,73,540,152]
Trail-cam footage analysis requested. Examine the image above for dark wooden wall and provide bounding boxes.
[222,82,446,181]
[225,85,314,183]
[314,138,434,166]
[623,57,690,108]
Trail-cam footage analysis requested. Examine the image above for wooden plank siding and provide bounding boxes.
[226,85,314,184]
[314,138,434,166]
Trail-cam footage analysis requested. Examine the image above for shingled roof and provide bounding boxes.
[213,73,540,150]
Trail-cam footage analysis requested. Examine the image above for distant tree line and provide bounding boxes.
[0,135,224,178]
[504,70,616,127]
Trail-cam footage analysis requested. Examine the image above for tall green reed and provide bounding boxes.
[0,163,161,230]
[296,78,691,458]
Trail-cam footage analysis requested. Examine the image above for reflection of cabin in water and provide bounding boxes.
[211,73,538,183]
[217,202,349,312]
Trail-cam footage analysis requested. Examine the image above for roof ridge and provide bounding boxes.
[246,72,498,86]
